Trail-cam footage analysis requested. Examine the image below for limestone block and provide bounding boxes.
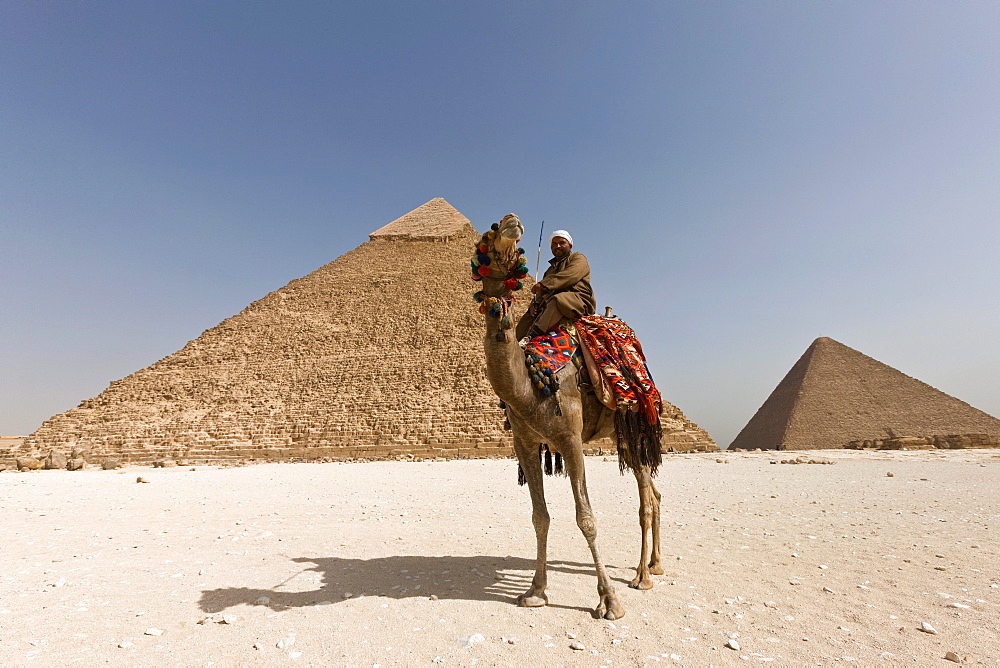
[44,450,68,470]
[17,457,43,471]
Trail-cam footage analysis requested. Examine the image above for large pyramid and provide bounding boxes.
[18,198,714,464]
[730,336,1000,450]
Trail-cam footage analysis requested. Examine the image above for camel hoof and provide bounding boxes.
[629,575,654,590]
[648,563,664,576]
[517,593,548,608]
[595,595,625,620]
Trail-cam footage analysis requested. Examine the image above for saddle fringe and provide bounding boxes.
[614,408,663,476]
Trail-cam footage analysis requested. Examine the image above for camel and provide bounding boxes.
[471,213,663,620]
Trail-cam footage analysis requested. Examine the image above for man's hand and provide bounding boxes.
[531,283,542,295]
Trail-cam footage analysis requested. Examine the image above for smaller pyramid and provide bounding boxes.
[730,337,1000,450]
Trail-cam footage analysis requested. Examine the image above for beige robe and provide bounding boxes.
[516,252,597,339]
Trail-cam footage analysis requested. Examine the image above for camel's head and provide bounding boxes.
[471,214,528,297]
[494,213,524,261]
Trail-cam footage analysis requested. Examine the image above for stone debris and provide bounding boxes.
[459,633,485,648]
[725,639,741,651]
[289,651,303,659]
[118,642,134,649]
[136,476,150,483]
[66,458,86,471]
[144,628,164,636]
[254,596,271,605]
[44,449,68,470]
[102,459,122,470]
[277,636,296,649]
[946,602,970,609]
[16,457,42,471]
[569,641,586,651]
[919,622,939,634]
[944,651,963,663]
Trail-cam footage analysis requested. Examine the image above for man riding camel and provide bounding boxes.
[515,229,597,341]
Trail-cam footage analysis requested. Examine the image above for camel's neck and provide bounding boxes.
[482,301,534,410]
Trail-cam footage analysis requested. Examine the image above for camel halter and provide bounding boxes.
[471,223,528,342]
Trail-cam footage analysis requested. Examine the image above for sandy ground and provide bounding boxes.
[1,450,998,667]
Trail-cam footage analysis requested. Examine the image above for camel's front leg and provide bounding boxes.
[630,466,661,589]
[562,448,625,620]
[514,438,549,608]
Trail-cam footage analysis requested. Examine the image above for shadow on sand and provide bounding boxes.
[199,554,617,615]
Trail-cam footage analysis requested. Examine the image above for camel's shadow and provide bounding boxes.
[199,554,606,615]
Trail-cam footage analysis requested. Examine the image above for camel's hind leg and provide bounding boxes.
[513,435,549,608]
[561,446,625,620]
[630,465,663,589]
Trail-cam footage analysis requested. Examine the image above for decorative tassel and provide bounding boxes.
[544,448,553,475]
[614,408,663,476]
[517,464,526,486]
[554,453,564,475]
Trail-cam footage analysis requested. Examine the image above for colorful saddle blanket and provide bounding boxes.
[523,315,662,426]
[523,323,584,396]
[575,315,662,427]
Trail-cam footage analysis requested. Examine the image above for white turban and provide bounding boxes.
[550,229,573,246]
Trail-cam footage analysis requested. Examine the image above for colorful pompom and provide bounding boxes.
[472,292,485,303]
[504,278,519,290]
[479,244,488,253]
[491,222,500,231]
[477,253,491,265]
[477,265,491,277]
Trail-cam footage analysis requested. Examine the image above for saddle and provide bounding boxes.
[523,315,663,474]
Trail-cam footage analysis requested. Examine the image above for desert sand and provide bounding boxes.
[2,449,998,666]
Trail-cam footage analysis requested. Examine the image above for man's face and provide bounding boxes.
[551,236,571,259]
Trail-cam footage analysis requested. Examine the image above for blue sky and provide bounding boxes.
[3,1,998,446]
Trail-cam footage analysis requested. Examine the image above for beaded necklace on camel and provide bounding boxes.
[470,222,528,342]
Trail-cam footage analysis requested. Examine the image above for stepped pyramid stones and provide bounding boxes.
[17,197,714,465]
[730,336,1000,451]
